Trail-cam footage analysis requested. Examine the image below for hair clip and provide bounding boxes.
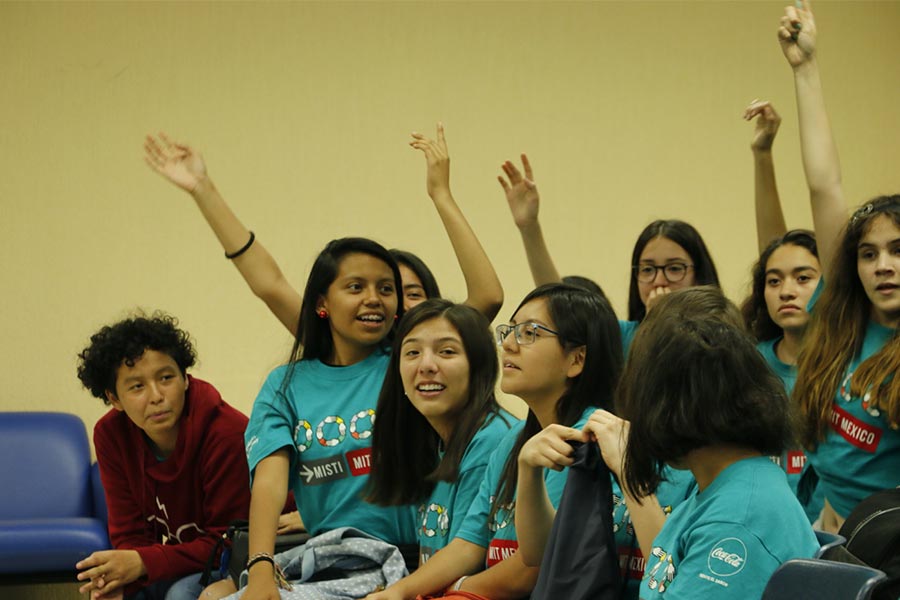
[850,203,875,225]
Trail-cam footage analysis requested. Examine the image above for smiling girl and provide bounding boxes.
[234,238,417,600]
[365,283,623,600]
[366,299,515,564]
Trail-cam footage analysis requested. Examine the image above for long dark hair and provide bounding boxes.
[490,283,623,523]
[367,299,505,505]
[740,229,819,341]
[794,195,900,446]
[619,287,793,498]
[390,249,441,299]
[627,220,720,322]
[279,238,403,395]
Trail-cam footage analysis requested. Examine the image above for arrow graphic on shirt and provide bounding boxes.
[300,464,315,483]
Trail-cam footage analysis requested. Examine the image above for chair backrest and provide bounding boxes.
[815,529,847,559]
[762,558,888,600]
[91,461,109,524]
[0,412,92,519]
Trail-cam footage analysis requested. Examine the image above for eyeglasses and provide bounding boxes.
[633,262,694,283]
[495,322,559,346]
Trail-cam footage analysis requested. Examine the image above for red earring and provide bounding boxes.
[394,314,399,321]
[317,309,328,319]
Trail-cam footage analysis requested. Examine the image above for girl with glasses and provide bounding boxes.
[498,156,719,353]
[365,283,622,600]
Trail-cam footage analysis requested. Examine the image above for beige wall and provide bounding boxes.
[2,1,898,448]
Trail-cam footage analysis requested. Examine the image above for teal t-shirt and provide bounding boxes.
[805,279,900,518]
[639,457,817,600]
[455,406,597,567]
[417,410,517,563]
[613,468,696,599]
[620,320,639,356]
[244,349,417,545]
[806,319,899,518]
[757,338,824,523]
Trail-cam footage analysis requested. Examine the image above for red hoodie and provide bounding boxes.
[94,376,250,587]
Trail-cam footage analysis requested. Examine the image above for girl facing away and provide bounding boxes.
[365,283,623,600]
[366,299,516,564]
[497,155,719,352]
[619,287,818,600]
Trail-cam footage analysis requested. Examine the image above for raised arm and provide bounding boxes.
[144,134,301,334]
[744,100,788,253]
[498,155,563,287]
[409,124,504,320]
[778,0,847,273]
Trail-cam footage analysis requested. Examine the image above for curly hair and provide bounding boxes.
[77,312,196,404]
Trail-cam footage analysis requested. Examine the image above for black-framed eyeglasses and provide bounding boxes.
[633,262,693,283]
[495,322,559,346]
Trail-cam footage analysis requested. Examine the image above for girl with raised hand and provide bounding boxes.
[231,238,417,600]
[740,100,824,522]
[620,287,818,600]
[498,156,719,351]
[364,283,622,600]
[143,123,503,329]
[779,0,900,532]
[366,299,515,565]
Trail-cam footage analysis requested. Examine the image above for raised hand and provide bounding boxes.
[583,409,630,478]
[744,100,782,152]
[144,132,208,193]
[498,155,540,229]
[410,123,451,200]
[518,424,587,471]
[779,0,817,68]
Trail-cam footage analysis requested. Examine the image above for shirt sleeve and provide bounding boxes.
[244,368,296,486]
[647,523,780,600]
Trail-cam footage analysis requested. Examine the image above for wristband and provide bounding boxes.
[453,575,469,591]
[225,231,255,259]
[247,553,274,571]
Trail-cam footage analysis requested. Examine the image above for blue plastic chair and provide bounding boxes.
[762,558,888,600]
[814,529,847,559]
[0,412,110,577]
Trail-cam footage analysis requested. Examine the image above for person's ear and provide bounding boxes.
[106,390,123,411]
[566,346,586,379]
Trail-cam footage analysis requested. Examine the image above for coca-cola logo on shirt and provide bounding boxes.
[707,538,747,577]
